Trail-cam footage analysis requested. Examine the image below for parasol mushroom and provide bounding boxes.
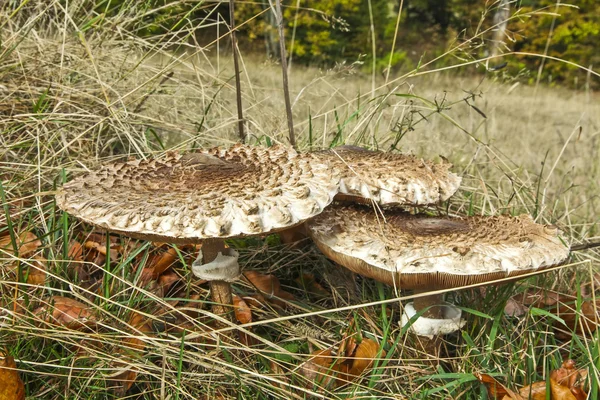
[306,204,570,340]
[313,145,461,206]
[56,144,340,318]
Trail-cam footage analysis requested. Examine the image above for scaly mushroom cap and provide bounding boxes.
[313,146,461,206]
[56,144,340,243]
[306,204,570,290]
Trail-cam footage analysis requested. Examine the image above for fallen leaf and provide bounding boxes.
[505,289,564,317]
[480,360,588,400]
[347,338,384,377]
[299,337,384,390]
[233,295,252,324]
[269,360,290,390]
[295,273,330,298]
[233,295,256,347]
[84,240,121,262]
[0,231,41,257]
[476,373,510,399]
[299,349,340,388]
[243,294,265,309]
[140,247,179,286]
[106,366,138,397]
[34,296,97,330]
[156,270,180,296]
[25,257,46,285]
[67,240,84,261]
[6,256,46,285]
[243,270,281,297]
[277,290,295,300]
[554,301,599,338]
[108,312,154,395]
[0,356,25,400]
[550,360,588,399]
[337,338,384,387]
[512,381,559,400]
[504,297,529,317]
[242,271,294,308]
[123,312,153,352]
[278,224,308,246]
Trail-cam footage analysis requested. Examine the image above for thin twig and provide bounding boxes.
[272,0,296,148]
[570,241,600,252]
[229,0,245,143]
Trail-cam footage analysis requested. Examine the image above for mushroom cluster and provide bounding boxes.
[56,142,570,346]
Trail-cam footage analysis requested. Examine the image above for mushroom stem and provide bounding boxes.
[201,239,232,318]
[413,291,445,319]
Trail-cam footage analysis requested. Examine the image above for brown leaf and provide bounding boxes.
[504,297,529,317]
[481,360,588,400]
[269,360,290,390]
[512,381,548,399]
[550,360,588,399]
[137,246,181,294]
[83,240,121,262]
[0,231,41,257]
[278,224,308,246]
[108,312,154,395]
[150,247,178,276]
[155,270,180,296]
[67,240,84,261]
[505,289,564,317]
[6,256,46,285]
[299,349,340,388]
[277,290,295,300]
[139,247,179,287]
[34,296,97,330]
[233,295,252,324]
[232,295,257,347]
[548,379,578,400]
[243,270,281,297]
[0,356,25,400]
[25,257,46,285]
[108,367,138,397]
[476,373,520,399]
[347,338,383,377]
[337,338,384,387]
[243,294,265,309]
[554,301,599,338]
[295,273,330,298]
[123,312,153,352]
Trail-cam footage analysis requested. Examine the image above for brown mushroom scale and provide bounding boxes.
[313,146,462,206]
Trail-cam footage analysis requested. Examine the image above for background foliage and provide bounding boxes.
[7,0,596,87]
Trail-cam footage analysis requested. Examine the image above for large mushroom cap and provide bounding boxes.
[56,144,340,243]
[313,146,461,206]
[306,204,570,290]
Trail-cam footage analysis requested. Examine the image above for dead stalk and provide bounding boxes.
[273,0,296,148]
[229,0,245,143]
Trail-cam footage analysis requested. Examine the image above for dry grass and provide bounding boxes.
[1,2,599,399]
